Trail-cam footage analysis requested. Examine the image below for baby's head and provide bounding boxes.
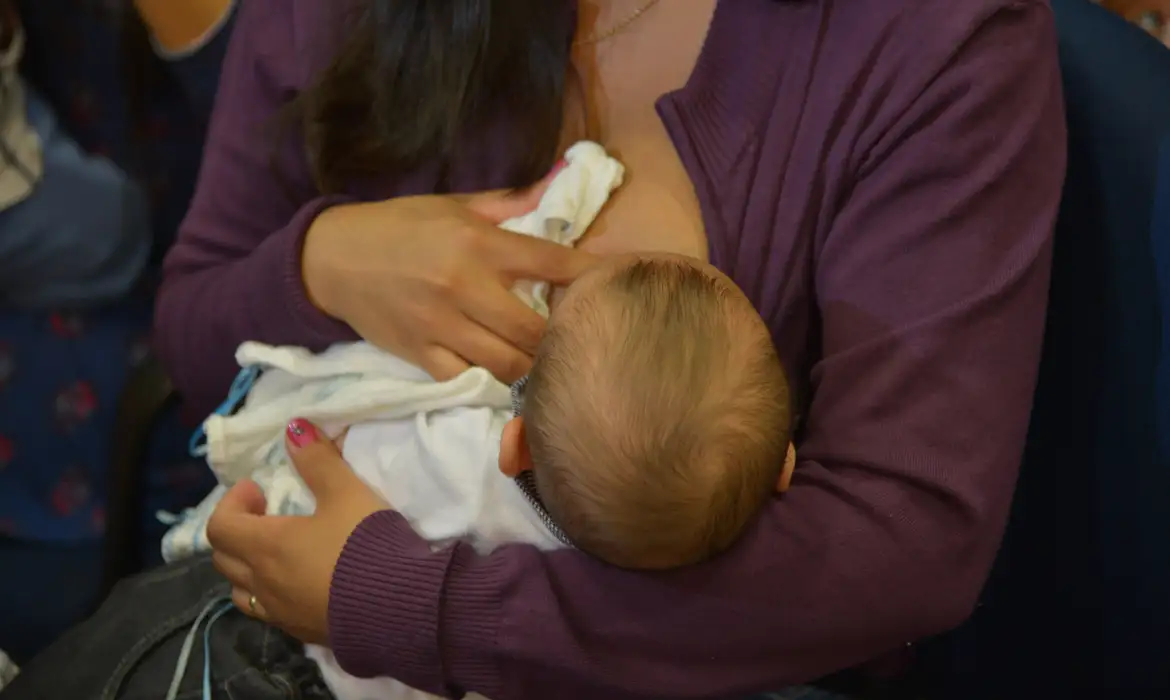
[499,254,792,570]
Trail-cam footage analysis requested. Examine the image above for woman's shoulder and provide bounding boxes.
[696,0,1056,166]
[813,0,1058,129]
[708,0,1055,121]
[728,0,1054,66]
[761,0,1053,32]
[717,0,1057,143]
[804,0,1054,69]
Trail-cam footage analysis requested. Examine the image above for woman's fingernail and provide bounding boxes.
[550,159,568,176]
[287,418,319,449]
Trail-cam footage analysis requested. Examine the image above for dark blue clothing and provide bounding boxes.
[0,0,230,544]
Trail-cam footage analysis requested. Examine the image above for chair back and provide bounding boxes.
[926,1,1170,694]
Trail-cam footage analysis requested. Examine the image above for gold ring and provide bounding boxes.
[248,594,258,615]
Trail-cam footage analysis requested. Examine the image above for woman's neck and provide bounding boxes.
[574,0,664,46]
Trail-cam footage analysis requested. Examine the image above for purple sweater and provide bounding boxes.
[156,0,1066,697]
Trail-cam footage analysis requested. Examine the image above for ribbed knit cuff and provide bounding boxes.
[438,542,511,698]
[328,510,456,694]
[278,195,361,346]
[329,510,513,698]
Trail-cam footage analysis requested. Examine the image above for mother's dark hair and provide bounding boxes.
[296,0,574,193]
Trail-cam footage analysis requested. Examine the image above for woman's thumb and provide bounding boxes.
[285,418,353,503]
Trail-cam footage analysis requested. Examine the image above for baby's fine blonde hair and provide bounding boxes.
[523,257,790,570]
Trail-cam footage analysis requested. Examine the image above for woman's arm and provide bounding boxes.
[326,4,1065,699]
[155,0,356,416]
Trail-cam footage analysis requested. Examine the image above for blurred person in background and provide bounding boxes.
[0,0,149,309]
[0,0,235,663]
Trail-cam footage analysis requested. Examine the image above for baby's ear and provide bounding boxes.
[499,417,535,477]
[777,443,796,493]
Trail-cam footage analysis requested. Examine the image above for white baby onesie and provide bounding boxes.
[161,141,623,561]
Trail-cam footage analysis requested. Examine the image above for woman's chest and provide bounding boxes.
[565,33,816,328]
[497,0,829,374]
[561,1,715,261]
[573,121,709,261]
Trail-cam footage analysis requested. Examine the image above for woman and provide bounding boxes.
[0,0,234,662]
[27,0,1067,696]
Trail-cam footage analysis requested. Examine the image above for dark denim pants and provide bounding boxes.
[0,556,332,700]
[1,555,854,700]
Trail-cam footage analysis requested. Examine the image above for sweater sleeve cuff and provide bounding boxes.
[277,195,360,346]
[329,511,507,697]
[329,510,455,692]
[440,542,512,698]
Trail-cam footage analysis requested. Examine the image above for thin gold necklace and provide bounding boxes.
[574,0,663,46]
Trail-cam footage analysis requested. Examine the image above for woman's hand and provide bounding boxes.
[207,419,384,644]
[302,177,594,383]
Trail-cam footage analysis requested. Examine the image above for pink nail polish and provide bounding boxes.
[287,418,318,449]
[550,159,568,176]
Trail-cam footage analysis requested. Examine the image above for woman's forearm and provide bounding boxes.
[133,0,232,53]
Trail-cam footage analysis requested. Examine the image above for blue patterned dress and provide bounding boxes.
[0,0,232,661]
[0,0,230,545]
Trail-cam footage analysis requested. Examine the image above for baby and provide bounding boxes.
[329,250,794,573]
[500,251,793,569]
[165,143,794,700]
